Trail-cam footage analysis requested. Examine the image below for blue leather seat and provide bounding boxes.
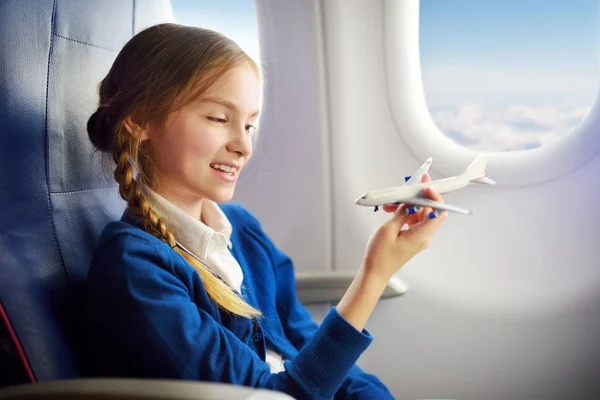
[0,0,173,385]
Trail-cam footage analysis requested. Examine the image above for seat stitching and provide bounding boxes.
[53,34,119,52]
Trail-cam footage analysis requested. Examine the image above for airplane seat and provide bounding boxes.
[0,0,132,384]
[0,1,291,398]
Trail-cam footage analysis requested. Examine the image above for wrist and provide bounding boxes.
[337,267,389,331]
[359,263,393,288]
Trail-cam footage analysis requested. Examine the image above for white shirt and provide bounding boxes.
[139,183,286,373]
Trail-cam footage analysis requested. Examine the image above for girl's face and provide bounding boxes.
[141,64,261,217]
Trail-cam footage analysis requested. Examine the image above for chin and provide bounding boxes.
[206,189,235,204]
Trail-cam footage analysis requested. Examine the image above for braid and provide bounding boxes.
[112,132,261,318]
[113,143,176,246]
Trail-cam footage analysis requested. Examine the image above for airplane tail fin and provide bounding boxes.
[460,156,491,182]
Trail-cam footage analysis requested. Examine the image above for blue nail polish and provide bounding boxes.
[405,207,416,215]
[428,211,437,219]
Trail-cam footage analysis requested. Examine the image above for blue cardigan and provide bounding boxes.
[83,203,393,399]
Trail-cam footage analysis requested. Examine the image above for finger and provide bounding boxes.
[382,203,401,213]
[406,209,424,224]
[418,206,433,223]
[420,173,431,183]
[405,213,420,225]
[405,210,447,238]
[424,186,444,203]
[405,206,426,225]
[386,204,410,230]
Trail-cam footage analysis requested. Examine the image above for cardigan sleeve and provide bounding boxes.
[86,231,373,400]
[237,210,395,400]
[272,243,395,400]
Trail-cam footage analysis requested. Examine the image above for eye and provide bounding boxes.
[207,116,227,124]
[246,124,257,135]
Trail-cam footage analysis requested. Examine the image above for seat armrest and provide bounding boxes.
[295,272,407,304]
[0,378,295,400]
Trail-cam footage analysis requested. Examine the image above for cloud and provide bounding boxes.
[426,100,594,151]
[422,66,599,96]
[420,65,598,151]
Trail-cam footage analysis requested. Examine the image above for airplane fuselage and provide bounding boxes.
[356,176,473,206]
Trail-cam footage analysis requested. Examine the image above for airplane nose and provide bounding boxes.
[355,195,367,204]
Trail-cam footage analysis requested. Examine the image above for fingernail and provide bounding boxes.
[405,207,416,215]
[428,211,437,219]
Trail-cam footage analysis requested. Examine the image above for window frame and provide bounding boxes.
[382,0,600,187]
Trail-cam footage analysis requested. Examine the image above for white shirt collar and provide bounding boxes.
[138,182,242,290]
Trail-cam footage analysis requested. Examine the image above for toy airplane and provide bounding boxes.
[355,156,495,215]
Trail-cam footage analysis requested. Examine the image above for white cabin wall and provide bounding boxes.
[233,0,332,320]
[323,0,600,399]
[241,0,600,399]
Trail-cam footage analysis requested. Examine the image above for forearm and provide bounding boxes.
[336,267,388,332]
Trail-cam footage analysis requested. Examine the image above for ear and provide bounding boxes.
[123,116,150,141]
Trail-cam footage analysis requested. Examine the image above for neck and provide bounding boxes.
[152,184,204,221]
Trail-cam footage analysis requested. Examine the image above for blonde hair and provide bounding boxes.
[87,23,261,318]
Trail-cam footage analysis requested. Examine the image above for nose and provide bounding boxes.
[226,125,253,157]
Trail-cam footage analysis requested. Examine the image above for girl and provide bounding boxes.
[84,23,447,399]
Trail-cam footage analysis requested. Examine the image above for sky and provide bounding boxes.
[419,0,599,151]
[170,0,260,62]
[170,0,599,152]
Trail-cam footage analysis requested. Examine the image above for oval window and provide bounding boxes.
[419,0,598,152]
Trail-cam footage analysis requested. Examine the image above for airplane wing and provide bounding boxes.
[403,157,432,186]
[398,197,472,215]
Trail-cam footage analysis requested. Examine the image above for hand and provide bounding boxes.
[336,173,447,332]
[361,173,447,282]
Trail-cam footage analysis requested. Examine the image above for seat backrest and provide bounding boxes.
[0,0,174,384]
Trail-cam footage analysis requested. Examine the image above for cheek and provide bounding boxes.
[175,123,223,167]
[148,117,222,172]
[181,130,218,160]
[185,134,212,153]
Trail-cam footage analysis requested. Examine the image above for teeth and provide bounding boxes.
[211,163,237,174]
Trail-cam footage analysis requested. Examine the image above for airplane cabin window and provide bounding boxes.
[419,0,599,152]
[170,0,260,62]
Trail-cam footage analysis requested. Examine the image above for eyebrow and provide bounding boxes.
[200,97,259,118]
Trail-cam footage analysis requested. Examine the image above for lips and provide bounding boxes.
[211,165,237,183]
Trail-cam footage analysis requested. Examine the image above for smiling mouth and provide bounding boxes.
[209,163,238,176]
